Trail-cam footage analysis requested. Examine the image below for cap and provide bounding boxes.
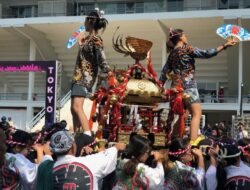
[50,131,74,154]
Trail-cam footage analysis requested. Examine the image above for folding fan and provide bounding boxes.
[67,26,85,49]
[216,24,250,42]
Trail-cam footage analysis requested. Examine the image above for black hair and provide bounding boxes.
[166,28,184,53]
[123,135,152,176]
[86,10,108,32]
[216,145,241,190]
[168,138,190,162]
[42,120,67,142]
[74,133,94,157]
[6,129,33,153]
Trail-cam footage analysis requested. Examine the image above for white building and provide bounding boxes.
[0,0,250,130]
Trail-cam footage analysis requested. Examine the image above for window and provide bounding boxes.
[126,2,135,13]
[136,2,144,13]
[218,0,228,9]
[11,6,37,18]
[167,0,184,12]
[145,1,164,13]
[98,3,116,14]
[229,0,239,9]
[117,3,125,14]
[243,0,250,8]
[78,3,95,16]
[117,2,144,14]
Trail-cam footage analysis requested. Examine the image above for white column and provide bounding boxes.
[238,18,243,115]
[3,83,7,93]
[3,83,7,100]
[26,40,36,127]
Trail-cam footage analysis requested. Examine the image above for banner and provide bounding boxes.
[0,61,58,128]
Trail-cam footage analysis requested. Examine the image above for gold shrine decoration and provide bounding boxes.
[112,32,153,61]
[124,79,164,104]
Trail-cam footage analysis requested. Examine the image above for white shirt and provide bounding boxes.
[237,130,248,140]
[112,160,164,190]
[53,147,118,190]
[205,161,250,190]
[136,162,165,190]
[3,153,51,190]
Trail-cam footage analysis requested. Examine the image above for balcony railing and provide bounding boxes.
[0,93,45,101]
[0,0,250,19]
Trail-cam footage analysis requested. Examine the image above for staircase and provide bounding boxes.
[29,91,97,132]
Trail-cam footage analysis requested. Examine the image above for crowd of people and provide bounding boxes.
[0,7,248,190]
[0,119,250,190]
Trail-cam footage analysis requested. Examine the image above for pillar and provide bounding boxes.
[238,18,243,115]
[26,40,36,127]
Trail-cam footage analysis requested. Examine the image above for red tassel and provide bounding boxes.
[147,51,157,78]
[89,100,97,130]
[179,114,185,138]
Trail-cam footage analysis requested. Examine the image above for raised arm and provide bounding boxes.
[193,40,236,59]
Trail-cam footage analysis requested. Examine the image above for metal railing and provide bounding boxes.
[27,90,72,129]
[0,0,250,19]
[201,95,250,104]
[0,93,45,101]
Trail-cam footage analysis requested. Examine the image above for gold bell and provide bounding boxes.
[110,94,118,104]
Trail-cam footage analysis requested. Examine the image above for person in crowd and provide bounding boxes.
[1,129,45,190]
[218,86,224,103]
[210,91,217,103]
[236,122,248,141]
[71,9,112,135]
[0,129,6,165]
[7,117,14,127]
[206,144,250,190]
[113,135,164,190]
[164,138,205,190]
[238,138,250,166]
[211,127,220,141]
[0,116,10,131]
[0,129,6,188]
[202,123,212,137]
[36,130,126,190]
[159,28,236,145]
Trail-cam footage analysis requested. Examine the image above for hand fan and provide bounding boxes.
[67,26,85,49]
[216,24,250,42]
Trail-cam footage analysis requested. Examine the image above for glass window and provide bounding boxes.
[98,3,116,14]
[11,6,35,18]
[218,0,228,9]
[126,2,135,13]
[145,0,164,13]
[136,2,144,13]
[117,3,125,14]
[229,0,239,9]
[167,0,183,12]
[243,0,250,8]
[78,3,95,15]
